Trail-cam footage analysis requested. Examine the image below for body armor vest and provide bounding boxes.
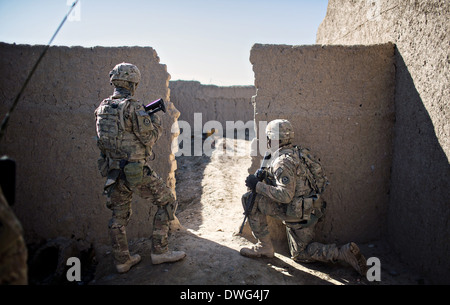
[95,98,147,162]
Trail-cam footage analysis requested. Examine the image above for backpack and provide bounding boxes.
[95,98,128,158]
[294,146,329,195]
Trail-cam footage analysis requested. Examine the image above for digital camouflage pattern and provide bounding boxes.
[95,95,161,162]
[242,143,333,260]
[243,143,327,260]
[255,144,324,206]
[265,119,295,141]
[243,137,367,275]
[95,82,176,267]
[110,62,141,84]
[108,166,176,258]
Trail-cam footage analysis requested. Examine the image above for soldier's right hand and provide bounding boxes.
[255,169,266,181]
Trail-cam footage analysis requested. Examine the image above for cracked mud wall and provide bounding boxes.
[317,0,449,284]
[250,43,396,246]
[0,43,179,249]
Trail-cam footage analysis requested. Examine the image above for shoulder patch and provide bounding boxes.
[274,167,283,178]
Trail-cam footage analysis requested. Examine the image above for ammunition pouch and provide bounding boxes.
[286,197,304,219]
[123,162,144,188]
[284,213,320,230]
[286,195,323,221]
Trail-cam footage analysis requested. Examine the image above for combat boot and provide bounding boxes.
[240,235,275,258]
[337,242,367,276]
[151,250,186,264]
[110,225,142,273]
[115,254,142,273]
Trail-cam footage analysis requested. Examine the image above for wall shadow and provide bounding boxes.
[92,229,336,285]
[94,134,337,285]
[174,129,211,229]
[175,154,211,231]
[387,48,450,284]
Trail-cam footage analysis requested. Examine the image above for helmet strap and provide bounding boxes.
[266,137,290,152]
[113,86,132,98]
[129,82,136,96]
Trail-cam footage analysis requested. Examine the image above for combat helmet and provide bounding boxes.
[110,62,141,85]
[265,119,294,143]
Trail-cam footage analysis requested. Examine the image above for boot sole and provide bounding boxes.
[349,242,368,276]
[151,252,186,264]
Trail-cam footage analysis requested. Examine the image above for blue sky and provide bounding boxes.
[0,0,328,86]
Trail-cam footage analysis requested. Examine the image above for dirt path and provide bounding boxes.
[91,138,422,285]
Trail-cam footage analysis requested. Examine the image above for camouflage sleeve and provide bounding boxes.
[129,101,162,147]
[150,113,162,131]
[255,154,297,204]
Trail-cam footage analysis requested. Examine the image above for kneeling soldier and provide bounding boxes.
[241,119,367,276]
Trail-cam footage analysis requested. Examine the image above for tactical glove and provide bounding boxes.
[245,174,259,191]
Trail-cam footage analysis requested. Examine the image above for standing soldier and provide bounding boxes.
[240,119,367,276]
[95,63,185,273]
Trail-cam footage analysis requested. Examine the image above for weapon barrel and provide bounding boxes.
[239,152,271,234]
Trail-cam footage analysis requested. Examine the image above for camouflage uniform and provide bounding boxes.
[95,63,184,272]
[98,98,175,255]
[241,120,367,276]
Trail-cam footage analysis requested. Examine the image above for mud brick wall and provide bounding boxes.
[169,80,255,135]
[316,0,449,285]
[249,43,396,247]
[0,43,179,248]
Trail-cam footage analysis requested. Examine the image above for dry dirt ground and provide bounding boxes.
[91,138,423,286]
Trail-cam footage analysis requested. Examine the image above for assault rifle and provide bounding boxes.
[144,98,166,115]
[239,151,272,234]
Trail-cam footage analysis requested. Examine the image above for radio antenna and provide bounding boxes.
[0,0,80,143]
